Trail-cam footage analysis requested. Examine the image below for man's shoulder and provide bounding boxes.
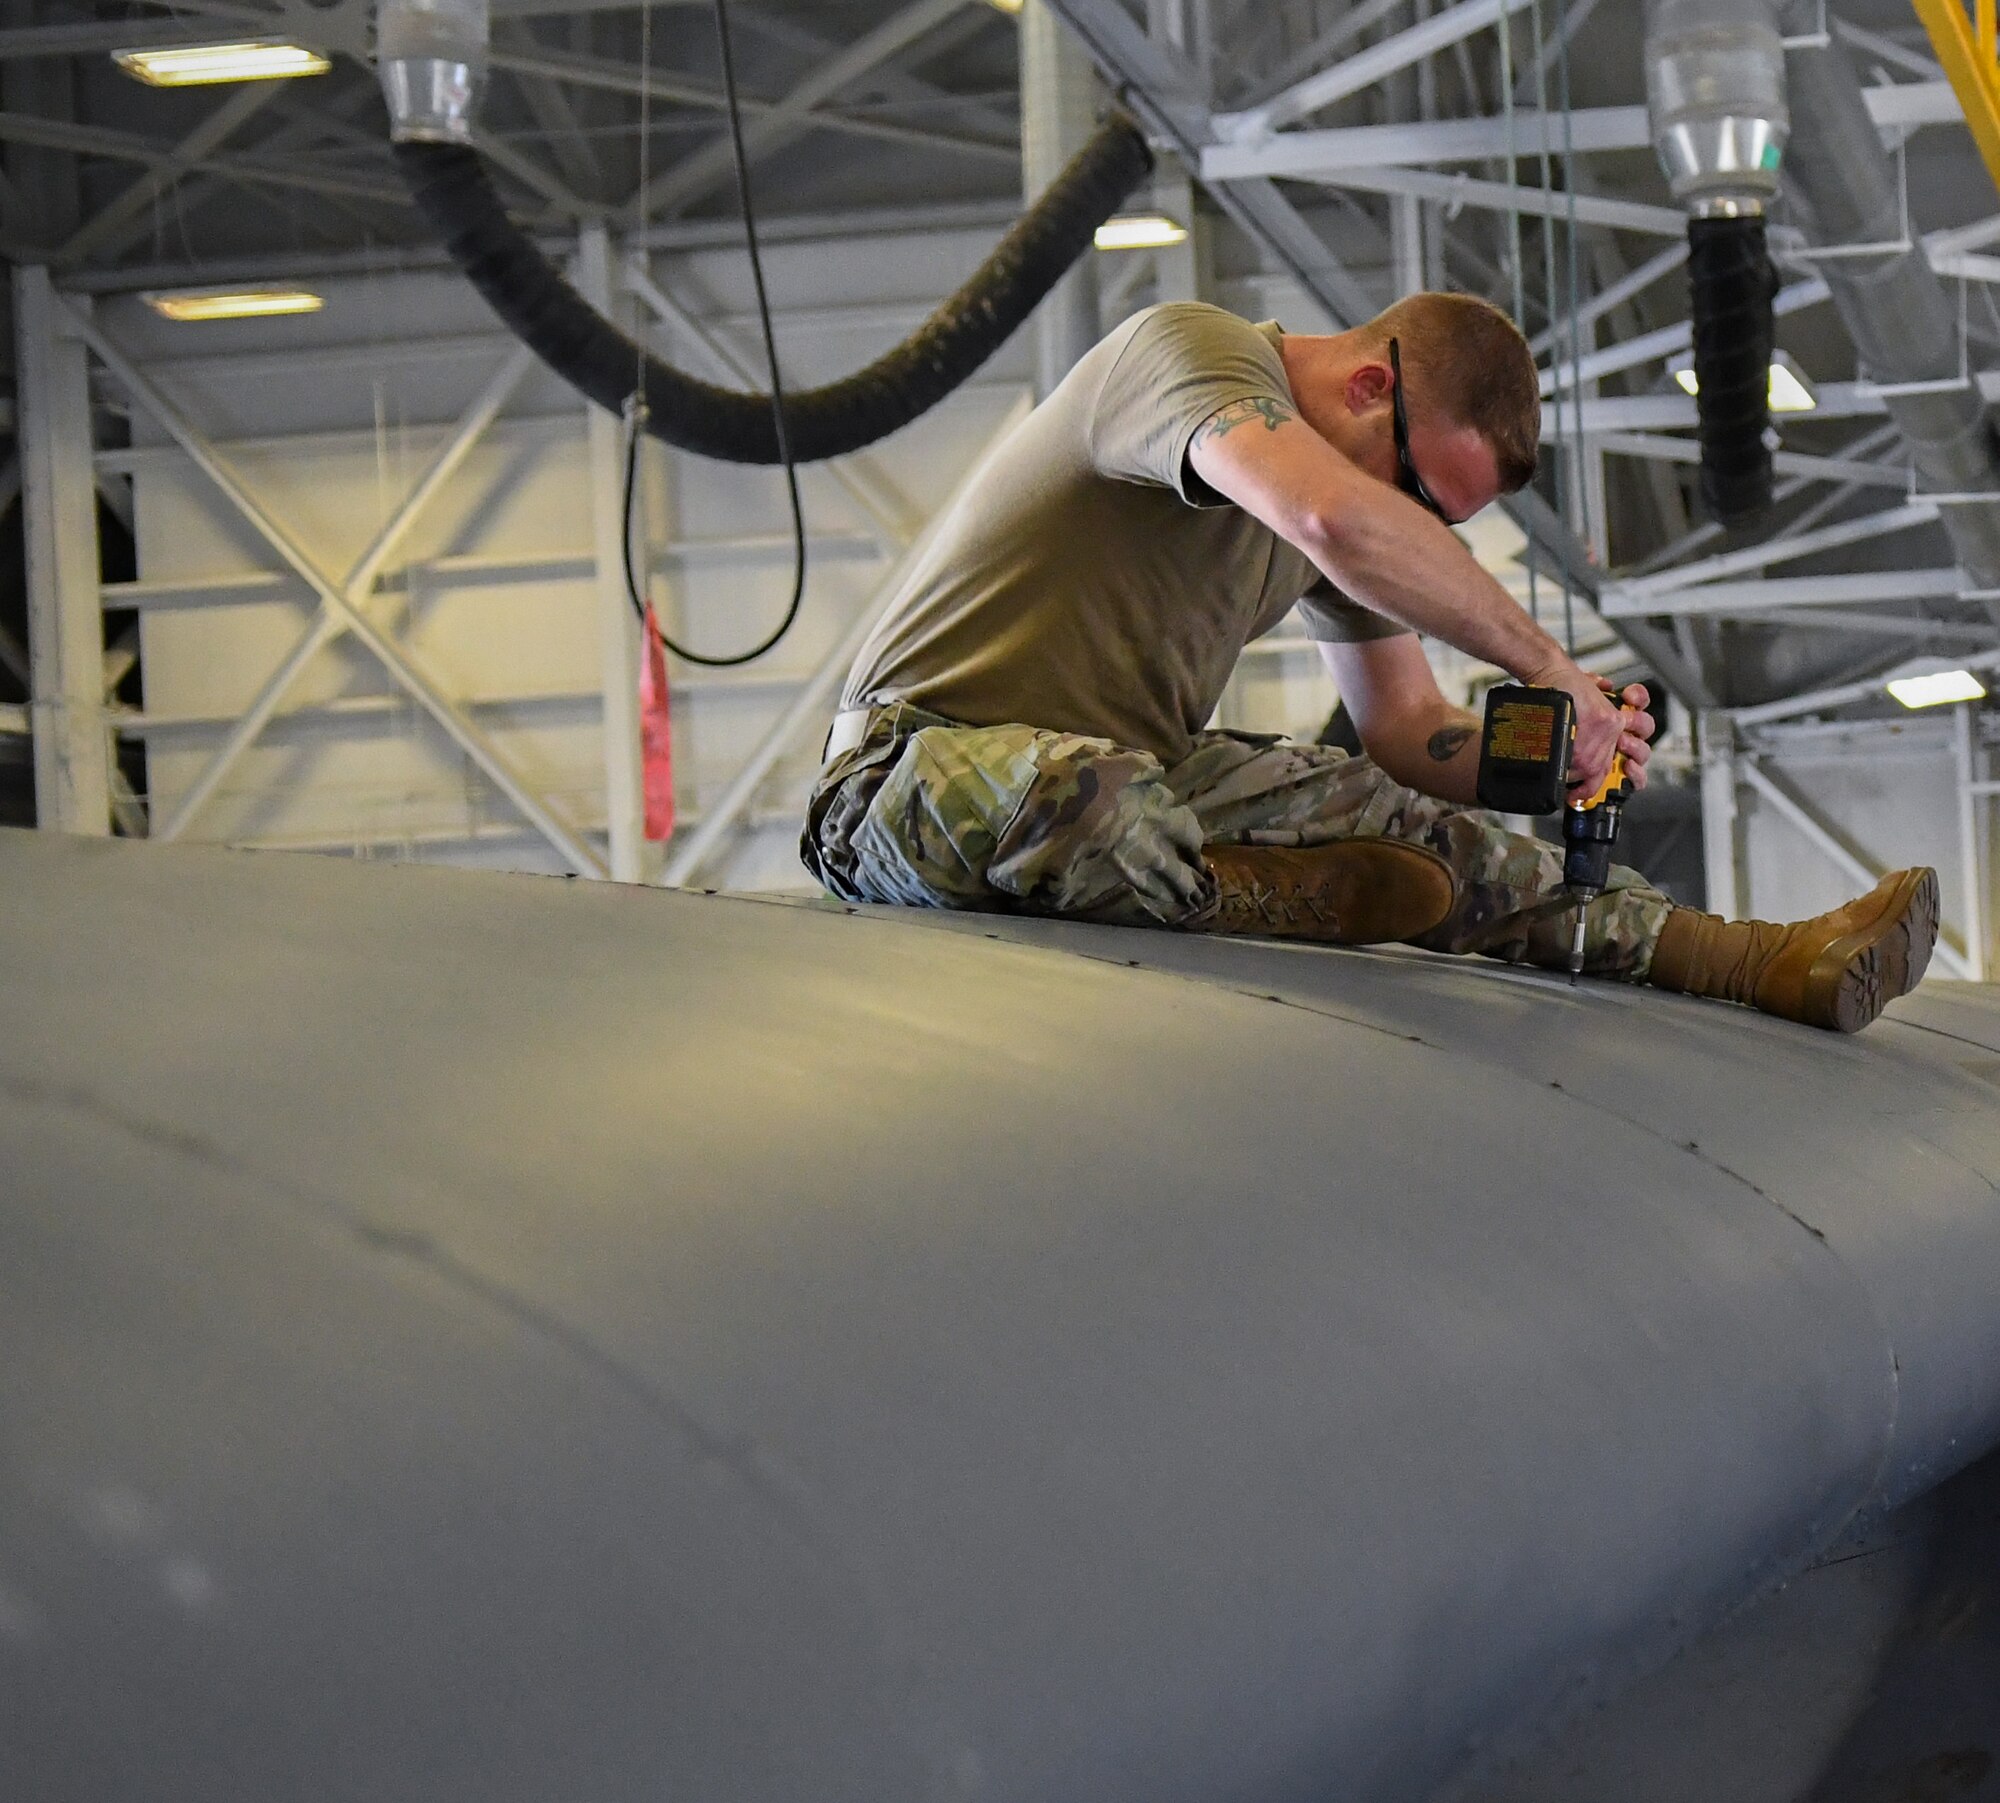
[1120,300,1270,347]
[1097,302,1286,391]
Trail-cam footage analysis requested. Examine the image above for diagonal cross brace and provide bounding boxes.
[150,343,544,848]
[64,302,607,876]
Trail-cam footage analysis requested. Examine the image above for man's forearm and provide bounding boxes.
[1414,710,1483,804]
[1372,702,1483,805]
[1306,504,1571,686]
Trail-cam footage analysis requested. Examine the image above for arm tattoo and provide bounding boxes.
[1195,396,1297,444]
[1427,723,1476,763]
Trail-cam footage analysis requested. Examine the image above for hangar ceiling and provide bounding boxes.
[5,0,1997,645]
[1,0,1997,957]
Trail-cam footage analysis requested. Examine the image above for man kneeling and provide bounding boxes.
[801,295,1936,1033]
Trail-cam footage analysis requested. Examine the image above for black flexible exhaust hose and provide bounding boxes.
[396,113,1153,464]
[1686,213,1778,524]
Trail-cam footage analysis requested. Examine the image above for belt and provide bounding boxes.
[823,706,874,763]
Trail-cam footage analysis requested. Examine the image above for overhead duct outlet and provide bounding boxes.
[377,0,1152,464]
[1644,0,1786,524]
[377,0,487,145]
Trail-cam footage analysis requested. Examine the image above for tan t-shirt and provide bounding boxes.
[839,301,1412,766]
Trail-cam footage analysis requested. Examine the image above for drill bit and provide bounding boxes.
[1568,898,1587,986]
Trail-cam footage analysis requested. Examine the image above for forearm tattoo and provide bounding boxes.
[1195,396,1297,443]
[1427,723,1476,763]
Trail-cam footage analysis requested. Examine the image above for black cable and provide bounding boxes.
[623,0,805,667]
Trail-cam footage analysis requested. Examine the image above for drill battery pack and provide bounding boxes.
[1475,685,1575,816]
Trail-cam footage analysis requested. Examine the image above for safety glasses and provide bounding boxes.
[1388,337,1450,523]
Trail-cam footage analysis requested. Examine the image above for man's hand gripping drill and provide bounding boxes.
[1475,676,1656,984]
[1561,681,1652,982]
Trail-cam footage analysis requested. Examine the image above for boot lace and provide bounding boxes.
[1219,878,1340,933]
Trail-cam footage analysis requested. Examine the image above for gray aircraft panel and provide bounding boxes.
[870,902,2000,1514]
[0,830,1994,1801]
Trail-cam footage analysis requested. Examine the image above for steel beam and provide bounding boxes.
[738,5,1020,143]
[1511,0,1611,102]
[0,17,221,59]
[1527,243,1688,360]
[54,83,280,268]
[1605,569,1970,621]
[1628,424,1906,578]
[0,110,407,208]
[1609,502,1945,605]
[473,127,597,222]
[70,80,390,274]
[1022,0,1102,396]
[1226,161,1686,237]
[1834,19,1945,83]
[579,227,648,884]
[1594,432,1908,492]
[1954,700,1989,979]
[1554,378,1948,434]
[1215,107,1650,176]
[1698,711,1741,919]
[1728,608,1997,642]
[495,21,604,204]
[13,265,108,834]
[1731,645,2000,726]
[1238,0,1415,113]
[1216,0,1536,141]
[622,0,975,224]
[1207,83,1960,176]
[485,42,1015,166]
[1148,162,1211,304]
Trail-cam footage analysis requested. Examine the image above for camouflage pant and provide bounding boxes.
[801,702,1675,979]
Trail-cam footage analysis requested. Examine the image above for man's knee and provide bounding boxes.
[986,735,1209,920]
[812,721,1210,922]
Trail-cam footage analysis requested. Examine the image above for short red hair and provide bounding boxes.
[1369,291,1540,492]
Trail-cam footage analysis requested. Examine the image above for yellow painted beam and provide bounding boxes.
[1913,0,2000,199]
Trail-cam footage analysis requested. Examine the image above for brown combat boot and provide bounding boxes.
[1195,839,1456,945]
[1648,867,1939,1032]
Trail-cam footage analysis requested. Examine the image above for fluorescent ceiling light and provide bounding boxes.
[1887,667,1988,709]
[986,0,1023,11]
[1671,352,1817,413]
[1094,213,1189,251]
[143,287,325,323]
[112,40,331,87]
[1766,358,1817,414]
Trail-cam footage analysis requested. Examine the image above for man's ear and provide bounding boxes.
[1344,360,1393,417]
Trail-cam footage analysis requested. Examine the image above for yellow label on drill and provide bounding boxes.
[1488,701,1560,765]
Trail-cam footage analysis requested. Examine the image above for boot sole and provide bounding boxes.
[1808,867,1940,1033]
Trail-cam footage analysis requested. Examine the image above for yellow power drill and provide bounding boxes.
[1475,685,1637,985]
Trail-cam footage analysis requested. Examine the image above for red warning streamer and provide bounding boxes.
[640,604,676,842]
